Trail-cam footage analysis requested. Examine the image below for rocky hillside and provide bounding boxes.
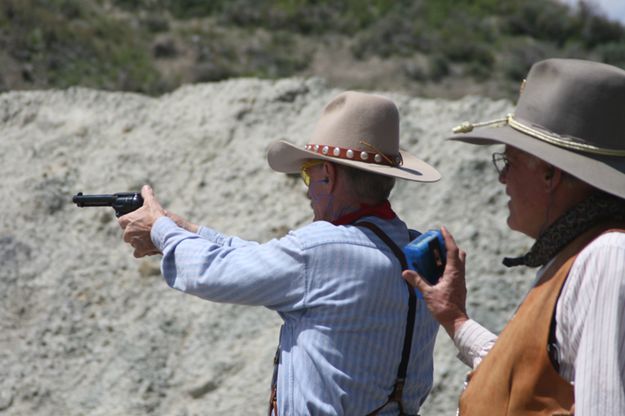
[0,78,536,415]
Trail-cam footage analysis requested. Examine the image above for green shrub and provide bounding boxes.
[2,0,163,93]
[503,1,578,46]
[500,37,553,81]
[576,2,625,48]
[2,0,625,97]
[597,42,625,67]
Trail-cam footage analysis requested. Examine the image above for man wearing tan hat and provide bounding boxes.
[403,58,625,415]
[118,91,441,414]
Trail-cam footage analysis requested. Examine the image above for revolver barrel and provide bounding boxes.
[72,192,144,217]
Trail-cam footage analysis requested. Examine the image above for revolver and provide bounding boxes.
[72,192,144,217]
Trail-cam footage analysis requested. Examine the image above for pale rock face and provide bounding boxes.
[0,78,533,415]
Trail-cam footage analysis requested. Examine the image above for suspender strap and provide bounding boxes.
[268,341,281,415]
[357,221,417,416]
[547,279,567,373]
[268,222,418,416]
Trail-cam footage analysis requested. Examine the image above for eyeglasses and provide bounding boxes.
[300,159,324,186]
[491,152,509,175]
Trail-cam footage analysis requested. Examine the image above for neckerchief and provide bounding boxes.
[503,192,625,268]
[331,200,397,226]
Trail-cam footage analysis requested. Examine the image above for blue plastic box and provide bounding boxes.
[403,229,447,285]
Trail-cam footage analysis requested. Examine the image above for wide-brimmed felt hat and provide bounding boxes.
[267,91,440,182]
[449,58,625,199]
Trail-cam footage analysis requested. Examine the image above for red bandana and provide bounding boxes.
[331,200,397,226]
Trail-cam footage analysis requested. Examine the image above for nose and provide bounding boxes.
[498,166,508,184]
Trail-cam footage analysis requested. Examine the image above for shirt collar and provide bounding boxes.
[331,200,397,226]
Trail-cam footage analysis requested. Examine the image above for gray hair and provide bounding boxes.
[337,164,395,203]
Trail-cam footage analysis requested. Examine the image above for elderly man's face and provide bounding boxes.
[498,146,552,239]
[305,163,333,221]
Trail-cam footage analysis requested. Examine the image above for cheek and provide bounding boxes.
[308,186,326,208]
[506,167,540,200]
[506,177,547,232]
[508,186,538,213]
[508,186,529,207]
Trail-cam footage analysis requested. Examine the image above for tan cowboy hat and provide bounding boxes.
[449,58,625,199]
[267,91,441,182]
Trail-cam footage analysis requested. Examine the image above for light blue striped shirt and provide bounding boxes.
[152,215,439,415]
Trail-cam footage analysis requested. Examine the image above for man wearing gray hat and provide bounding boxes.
[404,58,625,415]
[118,91,442,414]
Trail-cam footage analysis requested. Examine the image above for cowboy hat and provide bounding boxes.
[449,58,625,199]
[267,91,440,182]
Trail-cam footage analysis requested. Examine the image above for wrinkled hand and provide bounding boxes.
[118,185,166,258]
[402,226,468,338]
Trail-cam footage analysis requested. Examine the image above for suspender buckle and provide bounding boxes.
[390,378,406,402]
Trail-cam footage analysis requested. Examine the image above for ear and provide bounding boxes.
[321,162,338,191]
[543,165,562,193]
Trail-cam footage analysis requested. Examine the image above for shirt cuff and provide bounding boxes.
[453,319,497,369]
[197,225,222,242]
[151,216,178,251]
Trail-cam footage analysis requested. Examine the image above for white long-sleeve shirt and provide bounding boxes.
[454,231,625,416]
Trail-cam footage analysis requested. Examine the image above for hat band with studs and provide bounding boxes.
[453,114,625,157]
[304,143,402,166]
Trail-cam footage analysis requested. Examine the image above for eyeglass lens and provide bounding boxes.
[300,160,323,186]
[491,152,509,175]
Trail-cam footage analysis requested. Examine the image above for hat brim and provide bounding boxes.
[449,125,625,199]
[267,139,441,182]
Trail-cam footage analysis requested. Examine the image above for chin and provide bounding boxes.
[507,217,536,239]
[507,215,522,233]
